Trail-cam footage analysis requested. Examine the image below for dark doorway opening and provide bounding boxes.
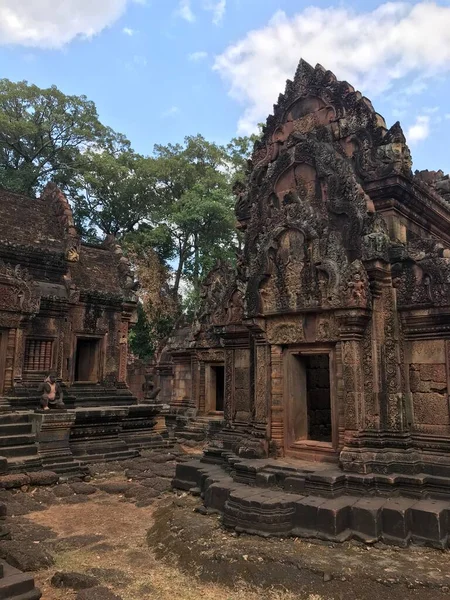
[213,365,225,412]
[305,354,331,442]
[208,364,225,412]
[74,338,99,382]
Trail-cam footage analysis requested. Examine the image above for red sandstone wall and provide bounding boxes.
[127,359,147,402]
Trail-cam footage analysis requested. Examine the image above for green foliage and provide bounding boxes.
[0,79,129,196]
[129,304,155,360]
[129,303,178,360]
[150,134,246,297]
[71,150,157,239]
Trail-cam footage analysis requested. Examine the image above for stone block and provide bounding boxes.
[381,498,414,545]
[51,571,100,590]
[420,363,446,382]
[283,476,306,494]
[0,474,30,490]
[410,340,445,364]
[0,559,41,600]
[410,500,450,548]
[351,497,385,541]
[27,471,59,486]
[204,481,232,512]
[317,496,355,537]
[430,381,447,392]
[255,472,276,488]
[413,393,449,425]
[293,496,326,532]
[410,370,430,393]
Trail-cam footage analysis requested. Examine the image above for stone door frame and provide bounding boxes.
[283,343,339,462]
[71,333,105,385]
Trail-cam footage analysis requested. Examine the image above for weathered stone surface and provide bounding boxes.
[53,484,74,498]
[0,540,54,571]
[71,482,97,495]
[413,393,449,425]
[0,474,30,490]
[26,471,59,486]
[51,571,100,590]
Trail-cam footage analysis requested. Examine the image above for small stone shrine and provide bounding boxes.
[0,183,165,472]
[173,60,450,547]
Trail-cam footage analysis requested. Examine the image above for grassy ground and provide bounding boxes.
[29,486,309,600]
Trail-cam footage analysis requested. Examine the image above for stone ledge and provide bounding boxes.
[173,459,450,548]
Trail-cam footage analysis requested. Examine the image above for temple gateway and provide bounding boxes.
[172,60,450,546]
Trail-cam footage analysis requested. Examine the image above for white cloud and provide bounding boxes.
[445,114,450,120]
[204,0,226,25]
[176,0,195,23]
[189,51,208,61]
[123,27,136,36]
[0,0,143,49]
[162,106,180,118]
[407,115,431,144]
[214,2,450,134]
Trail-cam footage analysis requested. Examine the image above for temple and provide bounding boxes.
[173,60,450,547]
[0,184,167,473]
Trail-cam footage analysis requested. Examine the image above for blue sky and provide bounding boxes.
[1,0,450,174]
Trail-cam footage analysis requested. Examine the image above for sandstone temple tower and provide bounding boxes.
[171,59,450,490]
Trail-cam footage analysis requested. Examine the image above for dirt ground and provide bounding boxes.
[2,448,450,600]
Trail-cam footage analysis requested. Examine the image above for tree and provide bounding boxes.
[225,130,261,185]
[150,135,238,298]
[125,242,179,359]
[0,79,128,195]
[71,150,158,240]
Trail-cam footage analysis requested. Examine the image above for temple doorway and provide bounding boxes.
[74,338,100,383]
[304,354,332,442]
[206,364,225,413]
[286,348,336,454]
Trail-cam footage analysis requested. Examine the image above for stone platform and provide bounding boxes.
[173,451,450,548]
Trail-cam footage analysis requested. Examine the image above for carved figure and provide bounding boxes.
[38,374,65,410]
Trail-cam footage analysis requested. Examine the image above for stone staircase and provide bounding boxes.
[177,415,224,443]
[0,414,41,472]
[173,451,450,549]
[67,384,137,408]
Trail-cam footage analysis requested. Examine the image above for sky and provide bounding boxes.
[1,0,450,174]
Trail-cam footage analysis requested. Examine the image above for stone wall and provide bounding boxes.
[127,359,147,402]
[408,340,449,433]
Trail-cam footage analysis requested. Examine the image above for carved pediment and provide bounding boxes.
[0,261,40,315]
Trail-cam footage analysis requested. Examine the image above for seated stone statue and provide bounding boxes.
[38,373,65,410]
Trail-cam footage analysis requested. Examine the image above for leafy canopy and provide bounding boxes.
[0,79,128,195]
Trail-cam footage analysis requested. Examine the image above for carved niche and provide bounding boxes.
[0,261,41,324]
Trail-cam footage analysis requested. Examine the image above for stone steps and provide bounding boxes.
[0,434,37,448]
[0,424,32,436]
[0,414,31,425]
[0,414,40,468]
[70,448,138,463]
[173,458,450,548]
[40,456,87,476]
[0,560,41,599]
[0,443,38,458]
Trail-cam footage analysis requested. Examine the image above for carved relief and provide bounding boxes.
[0,261,40,317]
[266,319,304,345]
